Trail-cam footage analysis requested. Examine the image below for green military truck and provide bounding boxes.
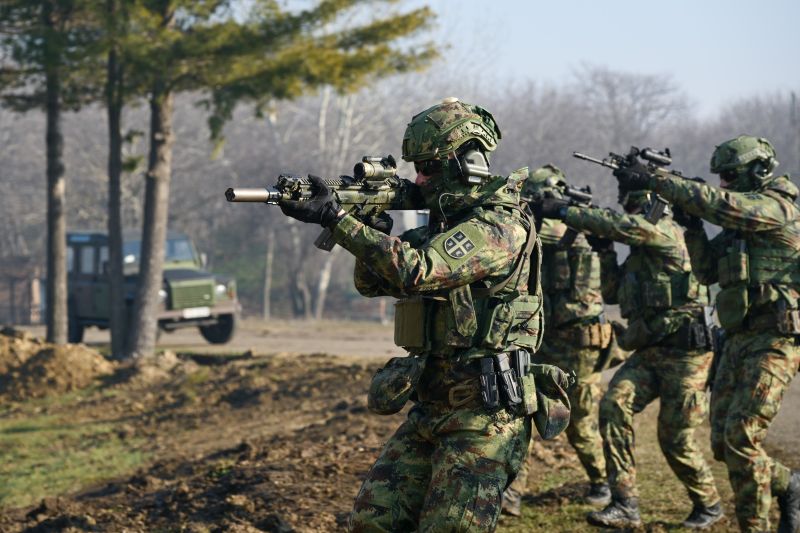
[67,231,239,344]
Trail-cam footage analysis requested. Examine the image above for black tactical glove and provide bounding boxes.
[614,160,654,191]
[361,212,394,234]
[533,197,570,221]
[279,175,343,227]
[586,234,614,253]
[672,206,703,231]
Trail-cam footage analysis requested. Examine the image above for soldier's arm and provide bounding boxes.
[653,176,796,231]
[682,228,729,285]
[563,206,673,248]
[352,226,430,298]
[331,212,527,293]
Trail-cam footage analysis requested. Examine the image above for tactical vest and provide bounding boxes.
[617,219,708,322]
[539,221,603,329]
[394,204,544,358]
[715,185,800,332]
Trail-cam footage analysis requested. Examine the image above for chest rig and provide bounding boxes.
[393,204,544,358]
[715,188,800,332]
[540,227,604,329]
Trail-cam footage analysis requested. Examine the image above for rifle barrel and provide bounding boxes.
[572,151,619,170]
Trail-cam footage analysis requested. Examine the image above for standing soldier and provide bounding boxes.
[279,98,552,531]
[615,135,800,533]
[537,184,722,529]
[501,165,613,517]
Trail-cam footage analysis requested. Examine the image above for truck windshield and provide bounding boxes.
[123,237,197,265]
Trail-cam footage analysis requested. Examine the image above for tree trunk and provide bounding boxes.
[314,246,339,320]
[106,1,127,358]
[125,82,174,358]
[44,52,67,344]
[262,228,274,320]
[288,223,311,319]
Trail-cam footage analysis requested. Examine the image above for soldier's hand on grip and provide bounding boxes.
[614,159,653,191]
[360,212,394,234]
[279,175,343,227]
[534,197,570,221]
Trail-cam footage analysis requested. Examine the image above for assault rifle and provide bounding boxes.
[573,147,703,224]
[524,183,594,248]
[225,155,422,251]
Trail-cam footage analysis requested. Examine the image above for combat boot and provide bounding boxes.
[778,471,800,533]
[681,501,723,529]
[586,497,642,529]
[585,482,611,506]
[500,487,522,517]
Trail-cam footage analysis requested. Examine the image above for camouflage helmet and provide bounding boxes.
[402,97,501,164]
[709,135,779,192]
[524,164,567,198]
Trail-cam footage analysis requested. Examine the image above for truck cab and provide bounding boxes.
[67,231,239,344]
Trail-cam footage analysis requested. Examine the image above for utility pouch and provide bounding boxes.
[570,251,599,301]
[717,246,749,288]
[479,357,500,408]
[643,276,673,309]
[776,301,800,335]
[367,355,426,415]
[550,250,571,290]
[481,301,514,351]
[512,349,537,415]
[506,294,544,351]
[495,352,522,407]
[716,284,749,330]
[394,297,427,349]
[446,285,478,347]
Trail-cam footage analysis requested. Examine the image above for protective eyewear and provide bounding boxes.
[414,159,443,177]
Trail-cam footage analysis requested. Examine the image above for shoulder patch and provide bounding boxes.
[444,230,476,259]
[430,223,487,269]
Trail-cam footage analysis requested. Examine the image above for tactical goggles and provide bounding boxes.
[414,159,443,177]
[719,169,739,182]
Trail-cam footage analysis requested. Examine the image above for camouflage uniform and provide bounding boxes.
[648,165,800,532]
[335,99,544,532]
[504,218,608,505]
[563,205,721,512]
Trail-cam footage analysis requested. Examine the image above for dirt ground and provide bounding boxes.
[1,319,798,532]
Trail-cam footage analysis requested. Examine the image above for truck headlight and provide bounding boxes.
[215,283,227,297]
[158,289,167,303]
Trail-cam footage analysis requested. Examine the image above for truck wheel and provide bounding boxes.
[68,304,85,344]
[199,313,237,344]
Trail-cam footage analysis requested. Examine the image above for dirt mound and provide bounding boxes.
[122,350,201,386]
[0,325,47,374]
[0,340,114,401]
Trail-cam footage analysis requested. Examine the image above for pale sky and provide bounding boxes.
[412,0,800,117]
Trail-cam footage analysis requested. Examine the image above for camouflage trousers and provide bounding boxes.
[710,328,800,532]
[600,346,720,507]
[349,401,531,532]
[505,337,606,502]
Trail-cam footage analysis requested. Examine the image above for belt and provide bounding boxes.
[416,378,482,409]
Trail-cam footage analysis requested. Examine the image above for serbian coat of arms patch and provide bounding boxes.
[444,231,476,259]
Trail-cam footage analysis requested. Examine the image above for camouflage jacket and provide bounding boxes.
[332,170,543,358]
[563,206,708,347]
[652,174,800,318]
[538,219,604,330]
